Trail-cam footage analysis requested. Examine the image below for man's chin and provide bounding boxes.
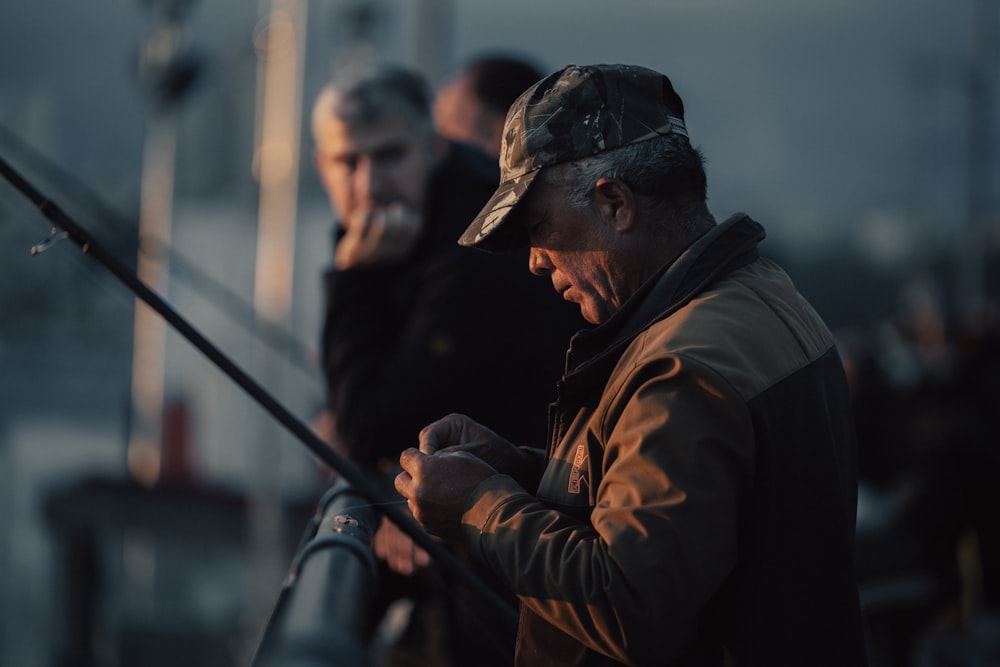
[578,304,604,326]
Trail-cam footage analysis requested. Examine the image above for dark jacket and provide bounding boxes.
[462,215,868,666]
[321,141,582,467]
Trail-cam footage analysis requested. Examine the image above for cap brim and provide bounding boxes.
[458,169,541,252]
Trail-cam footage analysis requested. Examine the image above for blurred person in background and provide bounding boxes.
[396,63,869,666]
[847,282,1000,667]
[434,53,544,159]
[310,61,580,666]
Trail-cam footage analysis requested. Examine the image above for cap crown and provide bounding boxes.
[499,64,688,182]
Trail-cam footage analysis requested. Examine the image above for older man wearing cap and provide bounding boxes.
[395,63,868,666]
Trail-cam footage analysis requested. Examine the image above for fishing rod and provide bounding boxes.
[0,123,319,378]
[0,153,519,639]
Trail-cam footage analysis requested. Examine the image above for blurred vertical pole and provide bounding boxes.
[128,0,193,487]
[959,0,997,318]
[128,114,176,487]
[244,0,309,655]
[124,1,200,645]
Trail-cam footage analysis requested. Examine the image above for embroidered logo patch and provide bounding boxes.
[568,443,587,494]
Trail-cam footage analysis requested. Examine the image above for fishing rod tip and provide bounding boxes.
[30,227,68,255]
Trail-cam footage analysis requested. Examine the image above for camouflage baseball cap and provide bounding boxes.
[459,63,689,251]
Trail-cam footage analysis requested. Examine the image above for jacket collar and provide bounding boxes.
[565,213,765,374]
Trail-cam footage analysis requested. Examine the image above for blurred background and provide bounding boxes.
[1,0,998,665]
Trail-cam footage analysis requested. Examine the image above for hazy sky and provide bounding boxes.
[0,0,994,263]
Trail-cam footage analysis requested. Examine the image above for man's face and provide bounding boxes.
[314,112,437,227]
[520,179,629,325]
[434,74,501,158]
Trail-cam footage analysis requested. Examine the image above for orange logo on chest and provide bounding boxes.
[568,443,587,494]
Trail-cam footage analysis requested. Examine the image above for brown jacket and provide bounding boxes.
[462,215,867,666]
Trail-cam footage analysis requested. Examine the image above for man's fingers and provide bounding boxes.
[398,446,425,471]
[418,422,444,455]
[386,521,413,575]
[359,206,416,256]
[418,413,466,454]
[357,212,386,254]
[379,205,419,256]
[375,517,412,575]
[336,206,423,267]
[395,447,423,498]
[394,469,411,499]
[334,213,376,268]
[373,511,432,576]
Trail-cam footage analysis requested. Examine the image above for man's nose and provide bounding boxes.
[355,157,388,201]
[528,247,552,276]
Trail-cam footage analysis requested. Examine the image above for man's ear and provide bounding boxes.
[592,177,636,233]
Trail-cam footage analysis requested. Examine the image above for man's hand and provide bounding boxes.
[419,413,539,489]
[395,447,497,542]
[373,511,431,576]
[335,203,423,268]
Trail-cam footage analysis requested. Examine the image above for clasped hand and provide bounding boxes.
[395,414,530,542]
[335,203,423,268]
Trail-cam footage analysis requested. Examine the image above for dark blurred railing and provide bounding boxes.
[251,481,380,667]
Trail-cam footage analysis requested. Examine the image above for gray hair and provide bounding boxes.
[311,62,435,138]
[542,134,708,218]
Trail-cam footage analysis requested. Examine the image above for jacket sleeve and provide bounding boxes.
[461,355,755,665]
